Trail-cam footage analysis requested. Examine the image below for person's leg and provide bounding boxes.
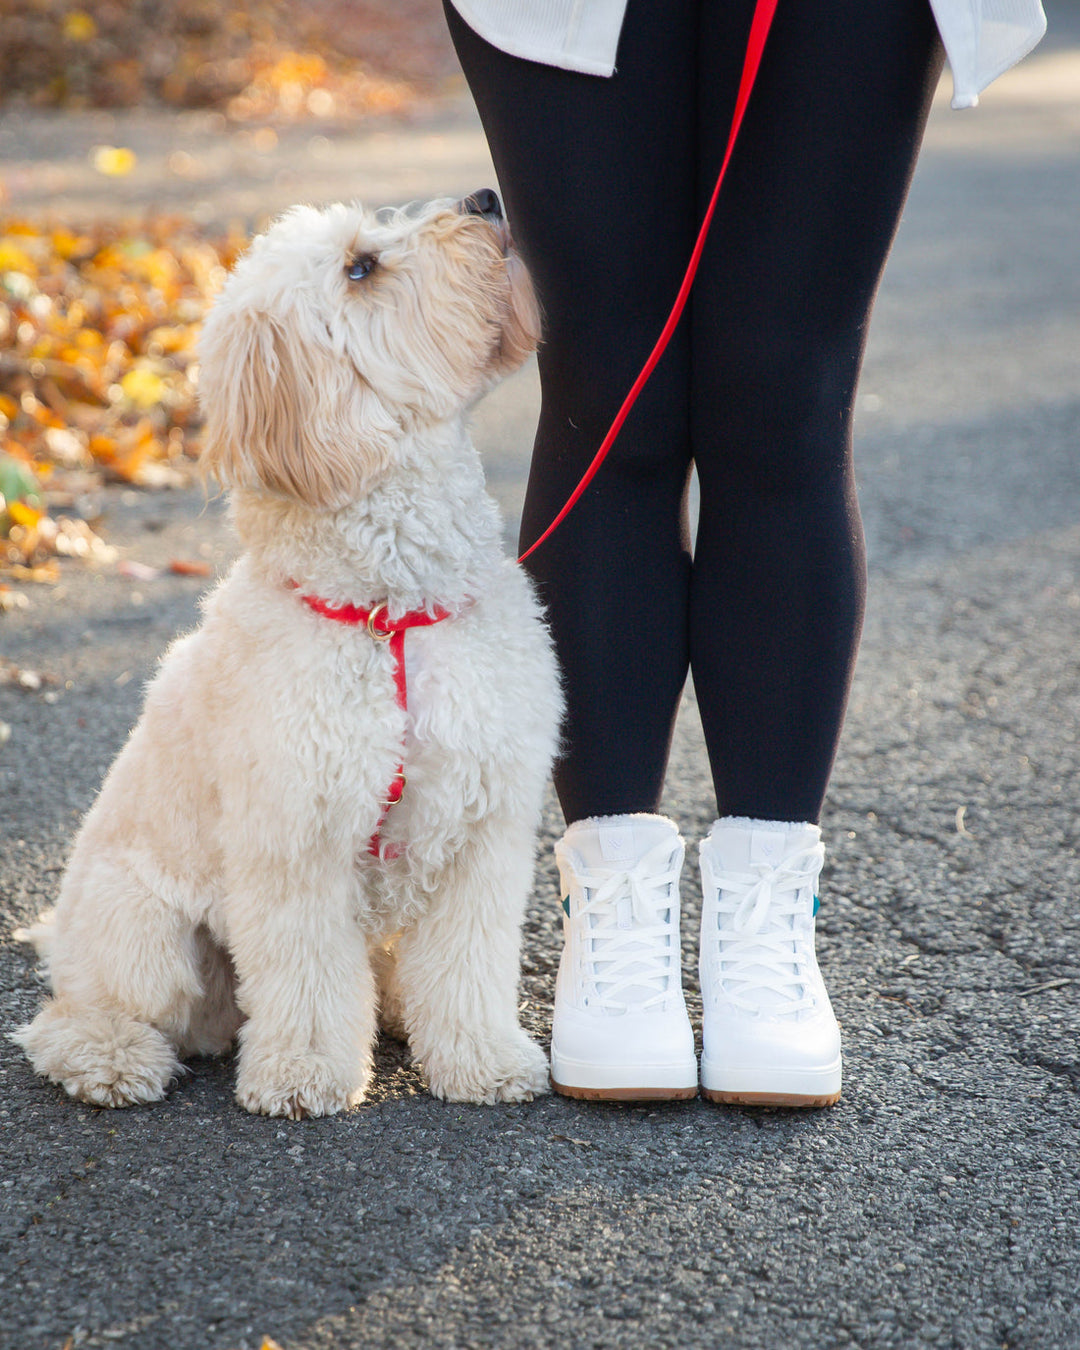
[446,2,714,1098]
[690,0,944,823]
[444,0,699,824]
[689,0,944,1105]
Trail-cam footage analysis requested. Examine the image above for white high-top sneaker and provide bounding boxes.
[698,817,842,1107]
[550,814,698,1100]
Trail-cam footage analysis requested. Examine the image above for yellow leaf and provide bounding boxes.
[7,500,43,528]
[0,241,35,274]
[51,228,90,259]
[120,366,166,409]
[145,324,194,355]
[135,248,181,293]
[63,10,97,41]
[92,146,137,177]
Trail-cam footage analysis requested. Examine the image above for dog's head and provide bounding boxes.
[197,194,540,509]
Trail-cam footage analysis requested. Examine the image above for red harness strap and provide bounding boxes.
[517,0,780,563]
[297,591,452,856]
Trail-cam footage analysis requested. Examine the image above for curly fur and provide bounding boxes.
[12,199,561,1118]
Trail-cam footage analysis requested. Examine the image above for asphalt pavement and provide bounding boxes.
[2,10,1080,1349]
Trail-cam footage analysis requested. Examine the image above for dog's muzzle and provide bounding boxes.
[458,188,511,256]
[457,188,511,255]
[458,188,503,222]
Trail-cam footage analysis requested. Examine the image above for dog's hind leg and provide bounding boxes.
[394,819,551,1104]
[370,937,408,1041]
[12,999,181,1108]
[227,857,377,1119]
[175,926,242,1058]
[12,860,202,1108]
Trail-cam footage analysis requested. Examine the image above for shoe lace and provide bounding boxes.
[705,841,824,1014]
[575,838,682,1013]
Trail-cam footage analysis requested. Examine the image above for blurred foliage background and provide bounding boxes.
[0,0,459,118]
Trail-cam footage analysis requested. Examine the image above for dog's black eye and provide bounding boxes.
[347,253,377,282]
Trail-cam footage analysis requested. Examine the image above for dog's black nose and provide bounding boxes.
[460,188,503,220]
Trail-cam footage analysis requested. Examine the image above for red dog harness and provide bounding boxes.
[297,590,452,856]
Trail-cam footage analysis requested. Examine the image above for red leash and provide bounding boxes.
[297,592,451,856]
[517,0,779,563]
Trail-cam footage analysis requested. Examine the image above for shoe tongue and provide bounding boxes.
[707,819,820,873]
[566,816,674,871]
[707,820,820,1011]
[566,817,679,1010]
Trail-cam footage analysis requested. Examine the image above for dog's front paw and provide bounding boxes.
[424,1030,551,1105]
[235,1052,369,1119]
[12,1000,180,1108]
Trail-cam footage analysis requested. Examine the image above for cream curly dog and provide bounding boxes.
[13,193,562,1117]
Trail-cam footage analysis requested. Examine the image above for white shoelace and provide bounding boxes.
[573,838,682,1013]
[704,841,825,1014]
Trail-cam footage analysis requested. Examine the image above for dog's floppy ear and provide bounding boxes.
[496,251,542,374]
[198,310,398,509]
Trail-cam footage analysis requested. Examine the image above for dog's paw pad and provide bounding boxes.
[235,1057,367,1119]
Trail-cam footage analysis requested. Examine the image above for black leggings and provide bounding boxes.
[446,0,943,826]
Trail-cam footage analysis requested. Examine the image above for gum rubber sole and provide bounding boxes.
[701,1086,841,1108]
[552,1079,699,1102]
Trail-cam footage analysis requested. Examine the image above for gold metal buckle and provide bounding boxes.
[366,602,393,641]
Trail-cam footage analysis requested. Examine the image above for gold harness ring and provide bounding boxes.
[366,602,394,642]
